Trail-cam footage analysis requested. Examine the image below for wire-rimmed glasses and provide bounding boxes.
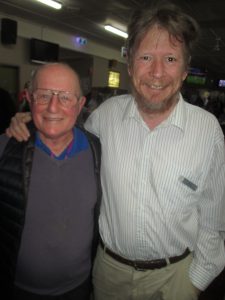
[32,88,79,108]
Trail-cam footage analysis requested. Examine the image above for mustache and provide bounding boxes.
[141,79,166,90]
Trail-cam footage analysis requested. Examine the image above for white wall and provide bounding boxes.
[0,11,130,92]
[0,12,127,63]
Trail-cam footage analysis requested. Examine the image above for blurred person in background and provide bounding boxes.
[17,81,30,112]
[0,87,16,134]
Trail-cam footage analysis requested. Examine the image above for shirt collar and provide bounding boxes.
[122,93,187,132]
[122,95,142,122]
[165,94,187,132]
[35,127,89,160]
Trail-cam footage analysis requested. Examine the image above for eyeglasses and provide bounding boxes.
[32,88,79,108]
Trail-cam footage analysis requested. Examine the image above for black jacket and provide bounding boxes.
[0,123,101,298]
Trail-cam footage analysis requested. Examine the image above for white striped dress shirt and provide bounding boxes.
[84,93,225,290]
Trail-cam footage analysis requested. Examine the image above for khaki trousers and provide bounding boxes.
[93,246,199,300]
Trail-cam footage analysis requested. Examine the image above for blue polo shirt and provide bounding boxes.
[35,127,89,160]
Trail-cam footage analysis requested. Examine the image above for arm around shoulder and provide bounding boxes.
[5,112,32,141]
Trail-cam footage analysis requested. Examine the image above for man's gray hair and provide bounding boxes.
[28,62,83,97]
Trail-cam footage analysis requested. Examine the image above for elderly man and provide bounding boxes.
[0,63,101,299]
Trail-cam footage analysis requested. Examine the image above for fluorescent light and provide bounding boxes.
[104,25,128,39]
[36,0,62,9]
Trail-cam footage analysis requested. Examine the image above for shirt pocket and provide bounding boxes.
[158,162,202,213]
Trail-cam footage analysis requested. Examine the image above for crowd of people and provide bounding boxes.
[1,2,225,300]
[183,87,225,133]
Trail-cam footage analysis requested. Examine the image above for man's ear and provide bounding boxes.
[182,70,188,82]
[25,89,32,104]
[78,96,86,113]
[127,64,133,77]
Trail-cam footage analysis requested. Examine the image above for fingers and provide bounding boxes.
[5,112,32,141]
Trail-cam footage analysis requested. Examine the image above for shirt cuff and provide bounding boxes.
[189,260,217,291]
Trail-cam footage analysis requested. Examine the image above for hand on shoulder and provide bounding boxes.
[5,112,32,141]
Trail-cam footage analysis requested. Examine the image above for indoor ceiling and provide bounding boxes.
[1,0,225,77]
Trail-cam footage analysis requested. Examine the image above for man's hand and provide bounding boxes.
[5,112,32,141]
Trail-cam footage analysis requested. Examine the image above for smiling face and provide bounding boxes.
[27,64,85,148]
[129,24,188,115]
